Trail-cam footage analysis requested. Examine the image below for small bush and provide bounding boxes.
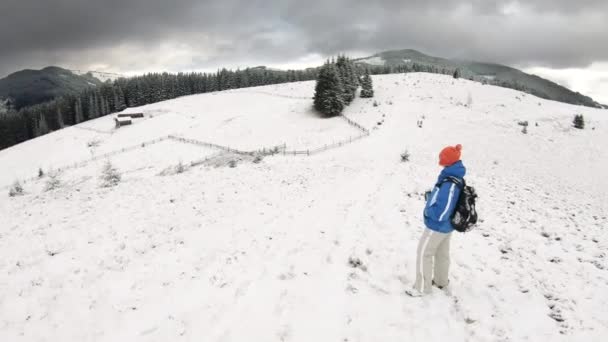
[253,155,264,164]
[373,101,379,107]
[348,256,367,272]
[400,150,410,162]
[228,160,237,168]
[517,121,529,127]
[9,180,24,197]
[44,170,62,192]
[573,114,585,129]
[175,161,186,174]
[522,126,528,134]
[87,139,101,148]
[100,160,121,188]
[38,168,44,178]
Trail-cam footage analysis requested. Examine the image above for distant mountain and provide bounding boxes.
[0,66,102,110]
[355,49,603,108]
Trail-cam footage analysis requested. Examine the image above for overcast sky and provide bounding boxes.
[1,0,607,103]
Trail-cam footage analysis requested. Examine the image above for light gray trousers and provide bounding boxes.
[414,228,452,293]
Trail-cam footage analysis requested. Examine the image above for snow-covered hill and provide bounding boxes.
[70,70,125,83]
[1,73,607,341]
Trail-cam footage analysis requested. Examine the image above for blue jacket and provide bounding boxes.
[423,160,466,233]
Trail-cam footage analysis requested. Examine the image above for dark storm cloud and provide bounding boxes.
[1,0,608,76]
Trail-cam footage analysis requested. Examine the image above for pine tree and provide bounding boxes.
[453,68,461,79]
[8,180,24,197]
[88,94,98,119]
[37,114,49,136]
[360,70,374,98]
[336,56,355,104]
[314,61,345,117]
[347,57,359,96]
[100,160,121,187]
[573,114,585,129]
[74,97,84,124]
[56,106,65,129]
[44,170,61,191]
[114,87,127,111]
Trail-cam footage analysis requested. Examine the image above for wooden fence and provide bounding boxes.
[281,114,370,156]
[2,113,370,190]
[72,125,114,135]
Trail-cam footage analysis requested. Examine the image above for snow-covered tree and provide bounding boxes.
[314,61,345,117]
[8,180,24,197]
[336,56,359,104]
[100,160,121,187]
[113,86,127,111]
[453,68,461,79]
[44,170,62,192]
[573,114,585,129]
[360,70,374,98]
[37,114,49,136]
[74,97,84,124]
[56,107,65,128]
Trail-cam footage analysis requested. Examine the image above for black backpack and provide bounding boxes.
[437,176,478,232]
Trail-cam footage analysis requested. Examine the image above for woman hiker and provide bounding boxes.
[408,144,466,297]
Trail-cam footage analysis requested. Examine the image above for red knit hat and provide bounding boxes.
[439,144,462,166]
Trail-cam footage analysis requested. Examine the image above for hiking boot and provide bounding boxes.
[432,280,449,290]
[405,288,425,297]
[432,281,453,295]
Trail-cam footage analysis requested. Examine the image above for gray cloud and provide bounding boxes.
[1,0,608,76]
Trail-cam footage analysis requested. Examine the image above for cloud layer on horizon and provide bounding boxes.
[1,0,607,102]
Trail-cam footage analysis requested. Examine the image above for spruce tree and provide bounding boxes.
[8,180,24,197]
[88,94,98,119]
[453,68,461,79]
[114,87,127,111]
[314,61,345,117]
[347,57,359,97]
[74,97,84,124]
[100,160,121,187]
[336,56,355,104]
[37,114,49,136]
[360,70,374,98]
[56,107,65,129]
[573,114,585,129]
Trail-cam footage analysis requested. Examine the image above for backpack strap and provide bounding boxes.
[436,176,465,189]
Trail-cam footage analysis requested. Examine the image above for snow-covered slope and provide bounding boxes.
[1,73,607,342]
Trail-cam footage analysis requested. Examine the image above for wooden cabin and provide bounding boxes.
[114,117,132,128]
[117,112,144,118]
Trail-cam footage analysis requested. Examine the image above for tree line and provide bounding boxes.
[0,67,318,150]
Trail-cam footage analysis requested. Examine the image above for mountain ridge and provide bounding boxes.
[355,49,603,108]
[0,66,102,110]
